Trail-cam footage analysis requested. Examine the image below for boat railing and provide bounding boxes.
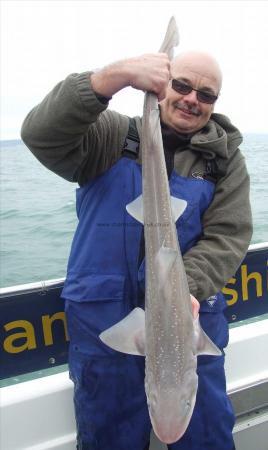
[1,242,267,380]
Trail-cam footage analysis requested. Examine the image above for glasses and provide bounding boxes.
[171,79,218,104]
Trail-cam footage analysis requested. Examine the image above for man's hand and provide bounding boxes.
[191,294,200,319]
[91,53,170,101]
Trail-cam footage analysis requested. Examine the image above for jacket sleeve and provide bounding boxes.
[183,150,253,301]
[21,72,129,185]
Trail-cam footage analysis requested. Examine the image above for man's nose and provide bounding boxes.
[183,89,198,104]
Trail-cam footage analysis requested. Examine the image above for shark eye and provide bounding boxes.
[186,400,191,409]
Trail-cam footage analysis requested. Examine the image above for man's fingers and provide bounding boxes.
[190,294,200,319]
[91,53,171,99]
[128,53,171,96]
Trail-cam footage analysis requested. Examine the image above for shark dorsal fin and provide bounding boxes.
[155,245,178,290]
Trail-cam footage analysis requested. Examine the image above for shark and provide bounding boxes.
[100,17,221,444]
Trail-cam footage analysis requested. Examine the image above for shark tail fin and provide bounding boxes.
[194,316,222,356]
[159,16,179,59]
[99,307,145,356]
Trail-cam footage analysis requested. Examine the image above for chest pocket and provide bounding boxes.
[170,171,215,254]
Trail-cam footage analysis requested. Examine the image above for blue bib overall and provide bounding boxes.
[62,157,235,450]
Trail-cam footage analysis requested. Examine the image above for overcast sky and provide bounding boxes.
[1,0,268,139]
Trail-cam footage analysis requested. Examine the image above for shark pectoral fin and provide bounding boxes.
[99,307,146,356]
[126,195,144,224]
[170,197,187,222]
[194,317,222,356]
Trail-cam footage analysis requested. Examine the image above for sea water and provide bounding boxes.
[0,135,267,288]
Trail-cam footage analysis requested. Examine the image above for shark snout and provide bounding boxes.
[149,390,196,444]
[152,413,191,444]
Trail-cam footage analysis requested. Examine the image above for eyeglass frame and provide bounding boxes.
[171,79,219,104]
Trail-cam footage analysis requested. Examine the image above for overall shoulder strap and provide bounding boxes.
[204,158,228,183]
[121,118,140,159]
[121,119,227,183]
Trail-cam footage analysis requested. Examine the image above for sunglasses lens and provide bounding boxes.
[197,91,217,104]
[172,80,192,95]
[172,79,218,104]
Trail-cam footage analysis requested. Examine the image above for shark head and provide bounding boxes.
[148,371,198,444]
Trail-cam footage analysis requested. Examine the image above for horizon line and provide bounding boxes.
[1,131,268,143]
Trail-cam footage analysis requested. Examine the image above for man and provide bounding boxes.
[21,51,252,450]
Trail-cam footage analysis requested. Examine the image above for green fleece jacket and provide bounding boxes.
[21,72,253,301]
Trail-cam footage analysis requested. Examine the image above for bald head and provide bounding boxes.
[171,51,222,92]
[160,50,222,134]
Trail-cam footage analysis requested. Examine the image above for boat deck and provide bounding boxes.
[1,243,268,449]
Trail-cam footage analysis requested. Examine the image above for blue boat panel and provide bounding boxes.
[0,284,68,380]
[0,247,267,380]
[224,246,268,322]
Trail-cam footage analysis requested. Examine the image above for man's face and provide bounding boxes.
[160,54,221,134]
